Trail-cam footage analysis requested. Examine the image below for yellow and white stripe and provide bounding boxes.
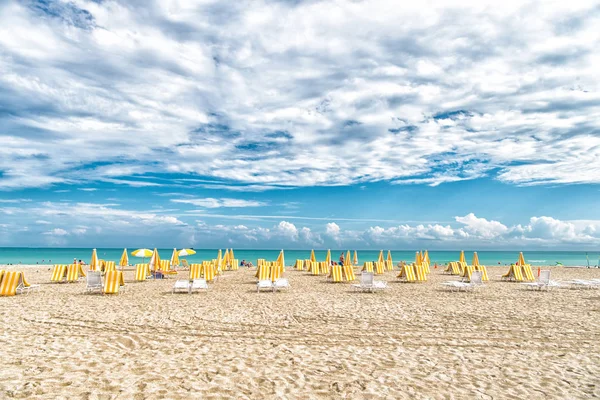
[135,264,150,281]
[295,259,304,270]
[51,265,67,282]
[329,265,343,282]
[362,262,374,273]
[189,264,202,280]
[103,270,121,294]
[203,262,216,282]
[104,261,116,272]
[66,264,80,282]
[374,262,385,275]
[475,265,489,281]
[342,265,356,281]
[397,264,416,282]
[0,271,21,296]
[522,265,535,282]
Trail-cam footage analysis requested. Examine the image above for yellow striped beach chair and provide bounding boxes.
[104,261,116,272]
[103,270,121,294]
[66,264,81,282]
[422,261,431,274]
[342,265,356,281]
[19,272,39,294]
[522,265,535,282]
[447,262,461,275]
[384,260,394,271]
[304,259,312,272]
[203,262,216,282]
[362,262,374,273]
[295,259,304,270]
[458,261,468,275]
[0,271,20,296]
[328,265,343,282]
[462,265,476,281]
[310,261,320,275]
[397,264,417,282]
[502,264,524,281]
[320,261,330,275]
[257,264,271,280]
[135,264,151,281]
[474,265,489,281]
[374,262,385,275]
[270,264,283,281]
[51,265,67,282]
[415,264,427,281]
[189,264,202,280]
[231,259,239,271]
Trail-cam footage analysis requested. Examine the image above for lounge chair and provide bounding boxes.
[565,279,600,289]
[441,271,484,292]
[135,263,151,281]
[66,264,80,282]
[191,279,209,292]
[180,259,190,270]
[327,265,343,282]
[397,264,417,282]
[17,273,40,295]
[103,271,122,295]
[172,279,191,294]
[86,271,103,294]
[352,272,375,292]
[522,270,561,291]
[51,265,67,282]
[273,278,290,292]
[257,279,273,292]
[0,271,21,296]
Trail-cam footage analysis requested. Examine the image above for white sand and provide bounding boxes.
[1,265,599,399]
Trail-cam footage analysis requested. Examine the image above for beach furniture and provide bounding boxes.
[461,264,476,281]
[202,262,216,282]
[444,262,460,275]
[86,271,103,293]
[502,264,525,281]
[342,264,356,281]
[189,264,202,280]
[17,272,40,295]
[103,270,122,295]
[172,280,191,294]
[328,265,343,282]
[441,271,484,292]
[522,270,560,290]
[374,262,385,275]
[273,278,290,292]
[352,272,387,292]
[474,265,489,281]
[415,264,427,281]
[564,279,599,289]
[397,264,417,282]
[191,279,209,293]
[181,259,190,270]
[66,264,80,282]
[104,261,116,272]
[257,279,274,292]
[309,261,320,275]
[295,259,304,270]
[362,262,374,273]
[0,271,21,296]
[134,263,151,281]
[51,264,67,282]
[319,261,330,275]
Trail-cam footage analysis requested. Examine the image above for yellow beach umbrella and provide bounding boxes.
[459,250,465,263]
[230,248,235,262]
[131,248,153,257]
[377,250,384,264]
[223,248,229,266]
[345,250,351,267]
[423,250,430,264]
[472,252,480,267]
[217,248,222,267]
[415,251,421,266]
[149,248,161,272]
[517,252,526,266]
[353,250,358,265]
[310,249,316,263]
[119,248,129,268]
[178,248,196,257]
[276,249,285,269]
[325,249,331,266]
[170,248,180,267]
[90,248,99,271]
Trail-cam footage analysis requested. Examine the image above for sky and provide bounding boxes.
[0,0,599,249]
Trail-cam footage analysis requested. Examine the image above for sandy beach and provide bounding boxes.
[1,265,599,399]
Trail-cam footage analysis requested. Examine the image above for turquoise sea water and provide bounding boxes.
[0,248,599,267]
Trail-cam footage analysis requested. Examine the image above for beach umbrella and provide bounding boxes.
[517,252,526,266]
[472,252,480,267]
[310,249,316,263]
[378,250,384,264]
[276,249,285,269]
[217,249,223,272]
[149,248,161,272]
[423,250,430,264]
[90,248,100,271]
[345,250,351,267]
[415,251,422,266]
[131,248,153,257]
[459,250,465,263]
[325,249,331,266]
[353,250,358,265]
[230,248,235,262]
[222,248,229,267]
[170,248,180,267]
[387,250,393,263]
[119,248,129,268]
[178,248,196,257]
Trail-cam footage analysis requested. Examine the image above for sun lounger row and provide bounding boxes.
[172,279,209,294]
[51,264,87,283]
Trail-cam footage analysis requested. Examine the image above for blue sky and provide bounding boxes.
[0,0,599,249]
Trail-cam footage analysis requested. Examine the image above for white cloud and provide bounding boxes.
[455,213,509,239]
[171,198,267,208]
[43,228,68,236]
[275,221,298,241]
[0,1,598,190]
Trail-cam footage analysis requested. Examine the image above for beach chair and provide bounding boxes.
[521,265,535,282]
[362,262,374,273]
[353,272,386,292]
[444,262,460,275]
[51,264,67,282]
[457,261,468,275]
[374,262,385,275]
[0,271,21,296]
[180,259,190,270]
[441,271,484,292]
[320,261,330,275]
[342,265,356,281]
[461,264,476,281]
[257,279,274,292]
[295,259,304,270]
[273,278,290,292]
[474,265,489,281]
[304,259,312,272]
[328,265,343,282]
[172,280,191,294]
[270,263,283,282]
[202,262,216,282]
[502,264,525,281]
[103,270,121,295]
[189,264,202,280]
[422,261,431,274]
[257,264,271,280]
[86,271,103,294]
[134,263,151,281]
[522,270,560,290]
[159,260,178,277]
[104,261,116,272]
[415,264,427,282]
[310,262,320,276]
[565,279,599,289]
[397,264,417,282]
[17,272,40,295]
[191,279,209,293]
[65,264,81,282]
[384,260,394,271]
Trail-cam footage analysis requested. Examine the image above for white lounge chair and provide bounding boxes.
[352,272,380,292]
[191,279,209,292]
[565,279,599,289]
[172,279,191,294]
[16,274,40,295]
[257,280,273,292]
[441,271,484,292]
[85,271,103,294]
[273,278,290,292]
[522,270,561,291]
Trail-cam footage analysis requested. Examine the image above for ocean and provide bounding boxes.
[0,248,598,267]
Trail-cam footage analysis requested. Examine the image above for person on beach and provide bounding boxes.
[339,253,344,265]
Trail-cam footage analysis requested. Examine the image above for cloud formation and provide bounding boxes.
[0,0,599,191]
